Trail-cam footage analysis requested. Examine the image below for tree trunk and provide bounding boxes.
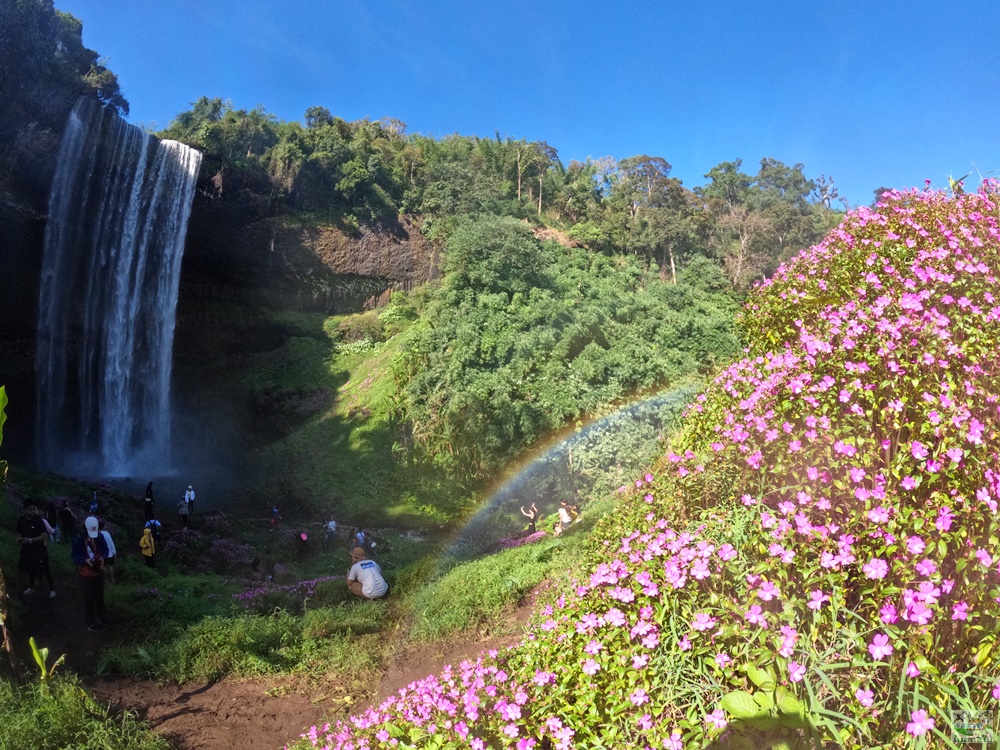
[538,174,543,215]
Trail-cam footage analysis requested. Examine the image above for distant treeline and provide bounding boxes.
[160,97,846,290]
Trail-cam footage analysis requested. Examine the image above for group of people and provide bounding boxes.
[16,480,198,632]
[519,498,579,535]
[143,481,196,528]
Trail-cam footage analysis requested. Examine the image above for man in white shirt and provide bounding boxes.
[346,547,388,599]
[184,485,196,515]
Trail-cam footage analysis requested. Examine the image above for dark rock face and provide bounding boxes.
[181,189,440,314]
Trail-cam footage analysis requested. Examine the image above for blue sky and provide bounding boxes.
[56,0,1000,207]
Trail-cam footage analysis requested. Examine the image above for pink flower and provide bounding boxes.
[691,613,717,632]
[977,548,994,567]
[906,662,921,678]
[678,636,692,651]
[715,652,732,669]
[745,605,769,628]
[868,633,893,660]
[880,603,898,624]
[581,659,600,675]
[906,536,926,554]
[856,688,874,707]
[757,581,780,601]
[663,731,684,750]
[788,661,806,682]
[901,476,918,490]
[807,590,829,610]
[906,709,935,737]
[630,689,650,706]
[952,601,969,621]
[704,709,727,730]
[862,558,889,579]
[915,558,937,576]
[911,441,929,460]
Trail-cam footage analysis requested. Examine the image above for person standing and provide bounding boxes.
[46,501,61,543]
[520,503,539,533]
[178,498,190,528]
[144,482,155,523]
[140,527,156,567]
[184,485,196,515]
[71,516,109,631]
[322,515,337,552]
[16,502,56,598]
[346,547,388,600]
[98,520,117,584]
[58,501,77,547]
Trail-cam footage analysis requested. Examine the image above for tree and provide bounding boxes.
[753,158,814,209]
[304,106,333,129]
[697,159,752,208]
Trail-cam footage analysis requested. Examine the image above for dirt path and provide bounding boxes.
[88,677,334,750]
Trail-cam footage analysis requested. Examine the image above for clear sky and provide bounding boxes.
[55,0,1000,207]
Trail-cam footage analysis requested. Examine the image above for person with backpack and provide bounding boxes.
[98,519,117,583]
[144,481,155,522]
[71,516,109,631]
[184,485,196,515]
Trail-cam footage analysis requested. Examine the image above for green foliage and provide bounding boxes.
[0,674,168,750]
[395,217,741,482]
[29,636,65,684]
[411,540,558,641]
[112,605,389,683]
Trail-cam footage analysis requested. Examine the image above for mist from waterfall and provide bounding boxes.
[35,98,203,477]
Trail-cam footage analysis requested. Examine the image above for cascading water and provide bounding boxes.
[35,98,203,477]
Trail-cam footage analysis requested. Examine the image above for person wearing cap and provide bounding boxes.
[346,547,388,600]
[184,484,196,515]
[71,516,109,631]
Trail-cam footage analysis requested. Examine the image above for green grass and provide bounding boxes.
[409,538,561,641]
[0,675,169,750]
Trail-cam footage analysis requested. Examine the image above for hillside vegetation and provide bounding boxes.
[313,185,1000,749]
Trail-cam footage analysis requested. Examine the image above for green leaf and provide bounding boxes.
[775,686,804,715]
[754,691,775,711]
[722,690,769,720]
[747,664,777,691]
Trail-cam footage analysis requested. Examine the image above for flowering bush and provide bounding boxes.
[295,186,1000,749]
[233,576,345,614]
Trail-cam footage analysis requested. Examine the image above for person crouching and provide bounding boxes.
[346,547,387,600]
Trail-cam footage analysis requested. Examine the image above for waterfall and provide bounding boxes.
[35,98,203,477]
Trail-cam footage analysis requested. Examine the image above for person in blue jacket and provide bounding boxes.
[71,516,110,631]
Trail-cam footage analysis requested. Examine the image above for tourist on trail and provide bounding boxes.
[270,504,282,527]
[98,519,117,584]
[361,529,377,557]
[89,491,99,515]
[184,485,196,515]
[46,500,61,543]
[140,527,156,568]
[16,502,56,598]
[323,515,337,552]
[144,518,162,541]
[555,500,573,536]
[58,500,77,546]
[144,481,155,522]
[178,497,190,528]
[346,547,388,600]
[72,516,109,631]
[520,503,539,533]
